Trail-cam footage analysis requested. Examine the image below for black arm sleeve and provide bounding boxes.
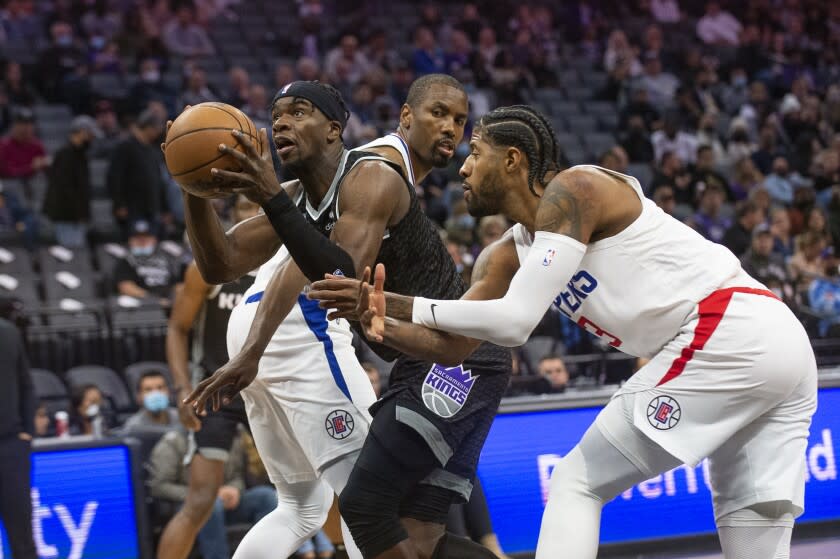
[261,191,356,282]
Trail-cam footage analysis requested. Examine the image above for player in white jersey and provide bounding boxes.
[309,105,818,559]
[169,83,374,559]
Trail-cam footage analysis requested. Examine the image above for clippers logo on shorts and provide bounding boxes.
[543,249,556,266]
[325,410,355,440]
[647,396,681,430]
[422,364,478,418]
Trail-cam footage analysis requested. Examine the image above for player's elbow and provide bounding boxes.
[194,260,234,285]
[496,315,536,347]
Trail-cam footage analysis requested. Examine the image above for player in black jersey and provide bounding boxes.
[187,76,511,559]
[158,195,260,559]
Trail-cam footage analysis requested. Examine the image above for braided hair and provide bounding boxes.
[476,105,563,196]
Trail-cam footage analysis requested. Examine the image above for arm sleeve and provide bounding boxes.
[412,231,586,347]
[261,191,356,281]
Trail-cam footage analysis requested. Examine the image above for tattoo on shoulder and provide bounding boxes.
[470,247,493,285]
[535,173,596,241]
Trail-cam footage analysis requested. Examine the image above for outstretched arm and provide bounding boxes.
[411,169,599,347]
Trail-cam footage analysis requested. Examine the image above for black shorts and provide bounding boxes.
[191,394,248,462]
[368,354,510,504]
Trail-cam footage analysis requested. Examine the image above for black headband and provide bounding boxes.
[272,81,349,130]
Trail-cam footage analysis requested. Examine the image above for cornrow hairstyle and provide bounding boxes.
[405,73,467,107]
[477,105,562,196]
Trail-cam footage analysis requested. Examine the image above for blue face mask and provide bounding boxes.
[90,36,106,50]
[56,35,73,47]
[143,391,169,413]
[130,245,155,257]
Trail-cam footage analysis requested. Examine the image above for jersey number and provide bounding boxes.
[577,316,623,348]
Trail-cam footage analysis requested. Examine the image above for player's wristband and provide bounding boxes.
[261,192,357,282]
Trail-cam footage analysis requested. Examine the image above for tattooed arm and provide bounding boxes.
[408,168,602,346]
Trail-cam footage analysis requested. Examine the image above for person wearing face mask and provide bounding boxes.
[113,219,181,306]
[36,21,85,103]
[69,383,108,437]
[43,116,102,248]
[122,371,180,433]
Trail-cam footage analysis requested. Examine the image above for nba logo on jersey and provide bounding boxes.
[422,364,478,418]
[325,410,355,440]
[647,396,681,430]
[543,249,556,266]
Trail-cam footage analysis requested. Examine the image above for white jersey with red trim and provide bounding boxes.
[505,164,765,358]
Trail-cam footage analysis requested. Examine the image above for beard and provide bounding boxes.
[465,175,505,217]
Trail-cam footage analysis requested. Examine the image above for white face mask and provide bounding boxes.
[142,70,160,83]
[85,404,100,418]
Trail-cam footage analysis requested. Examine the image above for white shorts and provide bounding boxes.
[599,287,818,519]
[227,296,375,484]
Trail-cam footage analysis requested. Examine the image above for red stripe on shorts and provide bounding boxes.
[655,287,780,387]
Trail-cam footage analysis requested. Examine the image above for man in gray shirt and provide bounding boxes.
[123,370,180,433]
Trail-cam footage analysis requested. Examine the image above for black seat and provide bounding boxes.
[30,367,71,416]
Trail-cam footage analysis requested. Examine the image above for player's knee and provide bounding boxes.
[182,486,220,524]
[547,447,596,501]
[717,501,796,528]
[339,468,407,558]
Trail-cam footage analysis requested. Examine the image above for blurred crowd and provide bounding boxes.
[1,0,840,393]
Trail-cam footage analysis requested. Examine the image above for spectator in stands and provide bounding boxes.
[43,115,101,248]
[0,180,37,247]
[651,112,698,165]
[807,258,840,335]
[362,362,382,398]
[364,28,401,73]
[325,32,370,86]
[90,100,123,158]
[0,0,41,46]
[148,429,277,559]
[123,370,179,432]
[411,25,446,76]
[652,184,677,216]
[180,66,216,107]
[34,401,50,438]
[89,38,125,75]
[273,62,295,91]
[603,30,642,78]
[473,26,499,87]
[802,207,830,241]
[0,317,37,559]
[477,215,507,250]
[741,224,795,302]
[770,205,795,260]
[750,123,782,175]
[69,383,108,436]
[730,157,764,200]
[241,84,269,131]
[162,3,215,57]
[295,56,321,82]
[0,107,48,180]
[538,354,569,393]
[114,219,180,304]
[36,21,86,103]
[445,29,474,77]
[721,66,750,115]
[619,115,655,164]
[696,1,742,47]
[224,66,250,108]
[129,58,177,118]
[650,0,681,24]
[693,182,731,244]
[2,61,35,107]
[765,156,811,205]
[107,109,168,234]
[81,0,122,41]
[723,200,765,258]
[651,150,693,207]
[789,231,828,298]
[638,51,679,107]
[690,145,733,201]
[696,111,725,165]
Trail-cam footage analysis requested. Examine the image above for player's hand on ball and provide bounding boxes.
[160,105,191,153]
[212,128,282,205]
[184,352,259,415]
[359,264,386,343]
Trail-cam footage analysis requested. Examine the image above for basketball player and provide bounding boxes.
[158,194,260,559]
[186,75,511,559]
[313,105,818,559]
[168,85,374,559]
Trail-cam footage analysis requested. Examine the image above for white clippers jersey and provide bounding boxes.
[506,165,764,358]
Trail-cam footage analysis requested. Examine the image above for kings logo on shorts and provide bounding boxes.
[422,364,478,418]
[647,395,681,430]
[325,410,355,440]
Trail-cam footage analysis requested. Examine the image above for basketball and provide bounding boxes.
[164,102,266,198]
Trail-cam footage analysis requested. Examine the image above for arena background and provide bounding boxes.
[0,0,839,557]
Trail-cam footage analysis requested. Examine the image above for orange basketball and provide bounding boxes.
[164,102,266,198]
